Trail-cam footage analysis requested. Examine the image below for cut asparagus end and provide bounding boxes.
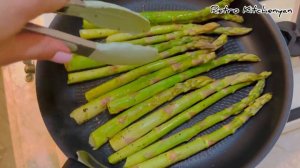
[89,134,105,150]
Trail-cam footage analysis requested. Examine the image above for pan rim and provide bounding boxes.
[242,0,293,167]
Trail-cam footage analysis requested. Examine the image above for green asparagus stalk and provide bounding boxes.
[71,53,260,125]
[106,24,192,42]
[79,29,119,40]
[122,80,266,166]
[71,51,211,124]
[107,34,226,114]
[152,36,215,52]
[134,93,272,168]
[207,27,253,36]
[109,82,251,164]
[85,76,213,150]
[67,65,139,84]
[127,22,220,45]
[158,40,215,59]
[85,50,210,101]
[140,0,235,25]
[64,54,105,72]
[196,14,244,23]
[108,72,270,151]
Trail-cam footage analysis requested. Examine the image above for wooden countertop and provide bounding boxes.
[1,62,66,168]
[1,16,66,168]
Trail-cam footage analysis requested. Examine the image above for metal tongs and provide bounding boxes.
[24,0,158,65]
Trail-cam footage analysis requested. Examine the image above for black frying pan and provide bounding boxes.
[36,0,293,167]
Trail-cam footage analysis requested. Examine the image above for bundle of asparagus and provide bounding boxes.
[121,80,266,166]
[107,72,270,151]
[61,0,275,166]
[71,53,260,125]
[108,80,266,164]
[132,93,272,168]
[89,71,268,149]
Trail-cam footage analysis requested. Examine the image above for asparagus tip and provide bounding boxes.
[259,71,272,78]
[237,54,261,62]
[264,93,273,100]
[69,112,83,125]
[237,15,245,23]
[245,27,253,33]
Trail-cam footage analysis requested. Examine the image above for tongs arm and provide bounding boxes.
[24,23,96,56]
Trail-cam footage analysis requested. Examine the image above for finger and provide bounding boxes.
[0,31,72,65]
[0,0,69,42]
[19,0,70,20]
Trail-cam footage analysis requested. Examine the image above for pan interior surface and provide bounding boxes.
[36,0,292,168]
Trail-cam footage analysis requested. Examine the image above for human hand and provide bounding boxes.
[0,0,72,65]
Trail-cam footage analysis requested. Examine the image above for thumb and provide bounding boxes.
[0,31,73,65]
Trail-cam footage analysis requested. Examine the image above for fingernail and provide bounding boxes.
[51,52,73,64]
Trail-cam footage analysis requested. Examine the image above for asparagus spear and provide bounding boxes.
[127,22,220,45]
[65,54,105,72]
[158,40,215,59]
[134,93,272,168]
[108,72,270,151]
[152,36,215,52]
[71,51,211,124]
[85,50,210,101]
[79,29,119,40]
[196,14,244,23]
[109,82,250,164]
[207,27,253,36]
[122,80,266,166]
[140,0,235,25]
[106,24,192,42]
[85,76,213,150]
[67,65,139,84]
[71,53,260,125]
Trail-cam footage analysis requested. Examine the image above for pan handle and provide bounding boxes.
[277,4,300,57]
[278,21,300,57]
